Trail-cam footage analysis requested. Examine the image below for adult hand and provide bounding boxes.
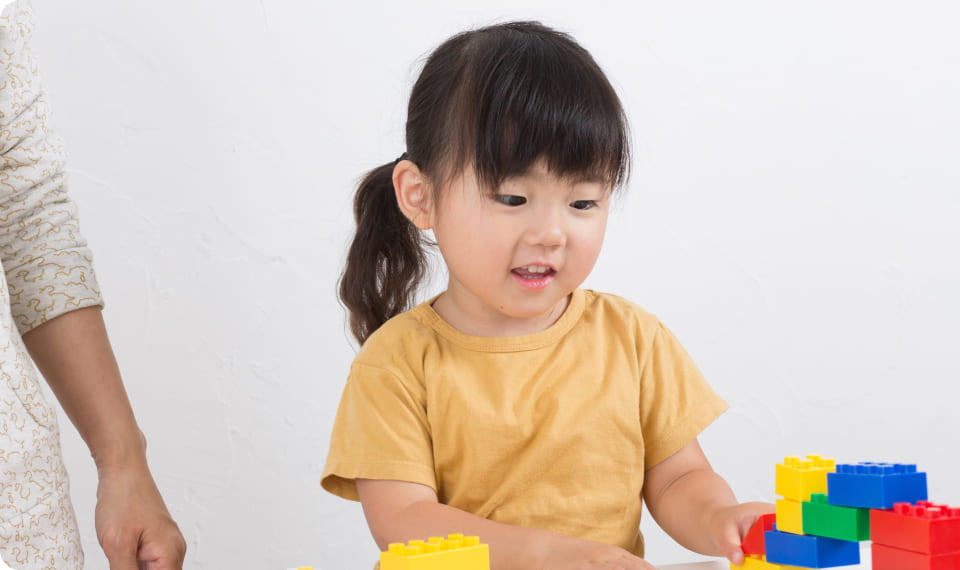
[705,501,776,565]
[95,463,186,570]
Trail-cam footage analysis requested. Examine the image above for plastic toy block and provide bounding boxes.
[776,456,836,502]
[380,534,490,570]
[871,501,960,554]
[776,499,804,535]
[764,527,860,568]
[801,493,870,541]
[731,554,807,569]
[826,462,927,509]
[872,542,960,570]
[743,513,778,555]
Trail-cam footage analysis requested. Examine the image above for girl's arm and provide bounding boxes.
[357,479,655,570]
[23,306,186,569]
[641,438,774,565]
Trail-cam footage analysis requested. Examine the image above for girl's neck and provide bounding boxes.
[430,290,571,338]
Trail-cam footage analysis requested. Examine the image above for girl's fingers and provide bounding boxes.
[722,517,747,565]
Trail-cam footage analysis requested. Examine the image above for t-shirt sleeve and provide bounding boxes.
[321,362,437,501]
[0,0,103,334]
[639,321,728,469]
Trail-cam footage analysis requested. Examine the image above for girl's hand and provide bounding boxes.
[540,535,657,570]
[705,501,776,566]
[95,463,187,570]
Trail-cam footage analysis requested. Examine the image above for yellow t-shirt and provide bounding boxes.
[322,289,728,557]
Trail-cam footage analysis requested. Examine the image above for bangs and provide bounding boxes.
[440,23,630,191]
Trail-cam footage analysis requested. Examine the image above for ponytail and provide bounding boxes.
[339,161,430,345]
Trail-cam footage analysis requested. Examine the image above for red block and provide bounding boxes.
[873,543,960,570]
[742,513,777,556]
[871,501,960,554]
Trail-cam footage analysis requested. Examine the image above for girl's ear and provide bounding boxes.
[393,160,434,230]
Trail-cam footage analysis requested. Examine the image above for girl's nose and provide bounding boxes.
[524,209,566,247]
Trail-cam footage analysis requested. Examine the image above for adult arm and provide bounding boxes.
[23,307,186,570]
[1,3,185,568]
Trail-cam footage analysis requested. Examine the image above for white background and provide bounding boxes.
[28,1,960,568]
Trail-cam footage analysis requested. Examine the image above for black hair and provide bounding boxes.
[340,21,631,344]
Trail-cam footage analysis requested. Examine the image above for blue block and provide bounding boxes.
[826,462,927,509]
[765,528,860,568]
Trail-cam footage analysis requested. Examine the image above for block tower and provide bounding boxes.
[735,455,939,569]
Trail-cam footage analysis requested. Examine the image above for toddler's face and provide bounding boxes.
[430,160,610,336]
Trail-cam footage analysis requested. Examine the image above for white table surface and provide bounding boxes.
[659,561,868,570]
[658,545,872,570]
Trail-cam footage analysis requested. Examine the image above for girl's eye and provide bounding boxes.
[570,200,598,211]
[495,195,527,206]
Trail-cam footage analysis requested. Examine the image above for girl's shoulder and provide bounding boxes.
[352,300,441,367]
[581,289,663,331]
[581,290,697,360]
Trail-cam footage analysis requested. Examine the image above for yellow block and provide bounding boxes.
[380,534,490,570]
[775,498,804,535]
[731,554,807,569]
[775,455,836,502]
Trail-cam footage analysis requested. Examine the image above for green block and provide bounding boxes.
[802,493,871,541]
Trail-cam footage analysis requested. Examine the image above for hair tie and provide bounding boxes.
[394,152,409,165]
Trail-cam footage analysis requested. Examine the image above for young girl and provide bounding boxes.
[323,21,771,569]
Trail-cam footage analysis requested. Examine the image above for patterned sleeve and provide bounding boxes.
[0,0,102,335]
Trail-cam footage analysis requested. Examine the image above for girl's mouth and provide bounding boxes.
[511,266,556,290]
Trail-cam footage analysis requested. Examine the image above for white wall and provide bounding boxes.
[30,1,960,568]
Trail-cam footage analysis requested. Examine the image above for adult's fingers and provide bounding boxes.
[137,530,187,570]
[101,527,141,570]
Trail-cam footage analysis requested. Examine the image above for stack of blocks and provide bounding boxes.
[871,501,960,569]
[379,534,489,570]
[735,455,946,569]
